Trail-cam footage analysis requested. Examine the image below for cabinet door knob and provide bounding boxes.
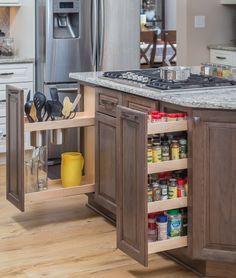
[193,116,201,125]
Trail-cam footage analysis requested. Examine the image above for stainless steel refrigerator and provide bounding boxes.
[35,0,140,92]
[35,0,140,171]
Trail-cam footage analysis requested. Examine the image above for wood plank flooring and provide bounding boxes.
[0,166,197,277]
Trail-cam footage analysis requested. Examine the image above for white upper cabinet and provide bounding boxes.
[0,0,21,6]
[220,0,236,4]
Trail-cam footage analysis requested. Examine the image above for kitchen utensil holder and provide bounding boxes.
[50,128,65,145]
[30,131,45,147]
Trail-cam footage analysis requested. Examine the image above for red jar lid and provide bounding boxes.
[167,113,177,118]
[176,113,185,118]
[151,111,160,116]
[152,114,162,120]
[177,179,185,186]
[159,112,167,117]
[148,213,158,219]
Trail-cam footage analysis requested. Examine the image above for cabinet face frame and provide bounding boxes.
[192,109,236,263]
[6,85,25,211]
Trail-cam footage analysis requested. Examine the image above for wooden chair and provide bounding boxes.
[161,30,177,66]
[140,30,158,68]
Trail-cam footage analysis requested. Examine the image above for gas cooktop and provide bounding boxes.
[103,70,236,91]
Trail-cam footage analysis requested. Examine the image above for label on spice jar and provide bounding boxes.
[168,187,177,199]
[171,147,180,160]
[152,148,162,163]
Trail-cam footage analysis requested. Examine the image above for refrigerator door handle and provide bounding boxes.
[91,0,98,66]
[98,0,105,66]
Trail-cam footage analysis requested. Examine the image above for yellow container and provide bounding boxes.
[61,152,84,187]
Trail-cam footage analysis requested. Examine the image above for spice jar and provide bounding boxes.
[171,140,180,160]
[147,185,153,202]
[159,112,168,122]
[147,137,153,163]
[167,113,177,122]
[148,213,157,242]
[152,181,161,201]
[161,141,170,161]
[160,180,168,200]
[168,178,178,199]
[152,142,162,163]
[184,178,188,196]
[156,215,168,241]
[167,209,182,238]
[177,179,186,197]
[176,113,185,121]
[152,114,162,123]
[179,139,188,159]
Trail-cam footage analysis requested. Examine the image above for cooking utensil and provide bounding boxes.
[24,90,34,122]
[34,92,46,122]
[62,97,73,118]
[46,100,63,120]
[50,87,59,102]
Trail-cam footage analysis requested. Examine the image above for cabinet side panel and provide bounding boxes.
[6,85,24,212]
[192,111,236,263]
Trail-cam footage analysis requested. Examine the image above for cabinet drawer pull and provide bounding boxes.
[0,72,14,76]
[216,56,226,60]
[101,99,116,106]
[122,111,139,122]
[193,116,201,125]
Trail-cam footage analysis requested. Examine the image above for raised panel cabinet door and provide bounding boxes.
[95,112,117,214]
[116,105,148,266]
[192,110,236,263]
[6,85,25,211]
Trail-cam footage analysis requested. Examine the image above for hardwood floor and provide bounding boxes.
[0,166,197,277]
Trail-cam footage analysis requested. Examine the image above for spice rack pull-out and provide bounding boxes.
[148,197,188,213]
[116,105,188,267]
[6,85,96,212]
[148,120,187,135]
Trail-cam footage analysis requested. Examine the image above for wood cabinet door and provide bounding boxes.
[116,105,148,266]
[6,85,25,211]
[95,112,117,214]
[192,110,236,263]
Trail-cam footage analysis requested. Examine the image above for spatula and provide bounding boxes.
[34,92,46,122]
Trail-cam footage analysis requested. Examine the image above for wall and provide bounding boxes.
[177,0,236,66]
[10,0,35,58]
[165,0,177,30]
[0,8,10,36]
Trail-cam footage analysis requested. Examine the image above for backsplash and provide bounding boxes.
[0,8,10,36]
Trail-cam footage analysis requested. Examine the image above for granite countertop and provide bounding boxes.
[69,71,236,110]
[208,44,236,52]
[0,56,34,64]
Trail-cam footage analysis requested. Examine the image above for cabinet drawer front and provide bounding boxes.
[210,50,235,66]
[96,88,122,117]
[123,94,157,113]
[0,63,33,84]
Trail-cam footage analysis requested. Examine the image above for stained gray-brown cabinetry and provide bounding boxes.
[95,112,117,215]
[192,109,236,263]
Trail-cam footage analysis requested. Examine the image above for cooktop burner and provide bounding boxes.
[103,70,236,91]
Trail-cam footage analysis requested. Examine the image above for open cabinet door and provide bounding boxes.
[6,85,25,212]
[116,105,148,266]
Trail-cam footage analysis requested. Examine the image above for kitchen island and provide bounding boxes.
[69,70,236,278]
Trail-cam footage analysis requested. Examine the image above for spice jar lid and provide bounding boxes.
[151,111,160,115]
[167,209,179,215]
[148,212,158,219]
[177,179,185,185]
[179,139,187,144]
[171,140,179,143]
[152,114,162,120]
[176,113,185,117]
[156,215,167,223]
[167,113,177,118]
[159,112,167,117]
